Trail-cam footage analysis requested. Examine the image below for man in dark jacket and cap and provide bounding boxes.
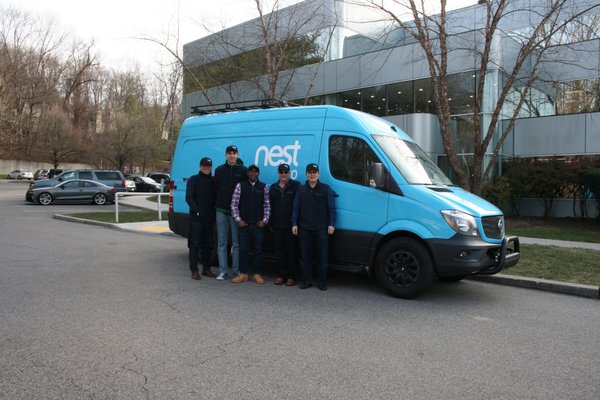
[292,163,336,290]
[268,163,300,286]
[186,157,217,280]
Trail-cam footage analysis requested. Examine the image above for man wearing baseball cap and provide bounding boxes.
[214,145,247,281]
[291,163,336,290]
[268,163,300,286]
[230,164,271,284]
[186,157,217,280]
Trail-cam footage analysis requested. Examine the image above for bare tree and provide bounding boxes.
[37,105,79,168]
[358,0,600,194]
[182,0,338,104]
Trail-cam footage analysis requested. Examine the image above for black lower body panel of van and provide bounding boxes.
[169,212,189,237]
[426,234,520,277]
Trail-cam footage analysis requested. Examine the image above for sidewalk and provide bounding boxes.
[55,196,599,299]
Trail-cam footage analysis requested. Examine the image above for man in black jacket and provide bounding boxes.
[268,163,300,286]
[230,164,270,284]
[214,145,247,281]
[292,163,336,290]
[186,157,217,280]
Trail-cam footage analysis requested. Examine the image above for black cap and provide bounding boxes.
[248,164,260,172]
[278,163,290,173]
[225,145,238,153]
[200,157,212,166]
[306,163,319,172]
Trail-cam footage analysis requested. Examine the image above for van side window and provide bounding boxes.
[79,171,92,180]
[329,135,381,187]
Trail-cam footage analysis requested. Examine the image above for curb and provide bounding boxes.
[468,274,599,299]
[54,213,115,229]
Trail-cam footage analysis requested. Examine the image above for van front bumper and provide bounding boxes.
[425,235,520,277]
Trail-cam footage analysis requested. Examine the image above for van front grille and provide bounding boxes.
[482,216,504,239]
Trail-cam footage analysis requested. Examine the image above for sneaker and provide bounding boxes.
[232,273,248,283]
[253,274,265,284]
[216,273,227,281]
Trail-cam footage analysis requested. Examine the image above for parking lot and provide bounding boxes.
[1,179,599,400]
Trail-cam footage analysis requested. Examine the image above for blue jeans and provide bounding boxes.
[299,228,329,285]
[216,211,240,276]
[238,224,264,275]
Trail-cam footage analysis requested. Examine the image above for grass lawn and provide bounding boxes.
[69,211,168,223]
[503,244,600,286]
[506,217,600,243]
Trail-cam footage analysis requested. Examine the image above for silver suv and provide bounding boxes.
[30,169,127,191]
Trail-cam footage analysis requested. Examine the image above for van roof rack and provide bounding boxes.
[191,99,295,115]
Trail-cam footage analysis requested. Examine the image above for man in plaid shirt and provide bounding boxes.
[230,164,271,284]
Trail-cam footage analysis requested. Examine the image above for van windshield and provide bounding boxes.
[373,135,453,185]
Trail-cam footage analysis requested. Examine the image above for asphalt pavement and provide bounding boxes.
[54,193,600,300]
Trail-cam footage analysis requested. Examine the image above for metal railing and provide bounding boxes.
[114,192,168,224]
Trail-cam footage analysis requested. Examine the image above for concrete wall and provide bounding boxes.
[0,160,92,175]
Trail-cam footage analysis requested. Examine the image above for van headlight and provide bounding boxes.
[441,210,479,236]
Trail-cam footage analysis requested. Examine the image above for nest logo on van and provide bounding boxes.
[254,140,302,177]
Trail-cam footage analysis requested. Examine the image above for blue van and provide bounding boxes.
[168,104,520,298]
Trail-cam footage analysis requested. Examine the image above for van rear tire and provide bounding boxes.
[375,237,434,299]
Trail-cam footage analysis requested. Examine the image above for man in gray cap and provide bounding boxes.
[186,157,217,279]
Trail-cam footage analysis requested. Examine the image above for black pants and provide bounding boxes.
[273,227,298,280]
[238,224,264,275]
[299,228,328,285]
[188,219,213,273]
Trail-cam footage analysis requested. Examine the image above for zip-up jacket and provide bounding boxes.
[231,180,270,224]
[214,160,247,214]
[268,179,300,229]
[185,171,216,222]
[291,180,336,230]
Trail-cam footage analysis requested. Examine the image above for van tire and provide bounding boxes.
[375,238,434,299]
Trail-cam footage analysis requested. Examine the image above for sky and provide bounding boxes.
[0,0,267,72]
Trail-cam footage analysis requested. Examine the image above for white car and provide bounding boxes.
[7,169,33,180]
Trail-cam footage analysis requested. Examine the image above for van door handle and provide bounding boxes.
[333,193,339,198]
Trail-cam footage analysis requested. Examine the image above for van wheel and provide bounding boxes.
[38,192,53,205]
[93,193,107,205]
[375,238,434,299]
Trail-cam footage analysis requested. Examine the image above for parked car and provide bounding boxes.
[129,175,161,192]
[124,179,136,192]
[146,172,171,189]
[47,169,66,179]
[26,179,116,205]
[30,169,127,192]
[7,169,33,180]
[33,169,49,180]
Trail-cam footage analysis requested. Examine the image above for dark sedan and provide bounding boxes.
[26,179,116,205]
[129,175,161,192]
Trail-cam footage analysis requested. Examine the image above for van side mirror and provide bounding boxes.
[369,163,385,189]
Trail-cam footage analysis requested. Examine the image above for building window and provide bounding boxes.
[329,135,381,187]
[337,90,362,110]
[447,72,476,115]
[386,81,413,115]
[361,86,386,116]
[414,78,435,113]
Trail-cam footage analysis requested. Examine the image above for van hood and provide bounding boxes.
[417,185,502,217]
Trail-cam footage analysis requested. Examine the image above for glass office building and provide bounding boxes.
[183,0,600,177]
